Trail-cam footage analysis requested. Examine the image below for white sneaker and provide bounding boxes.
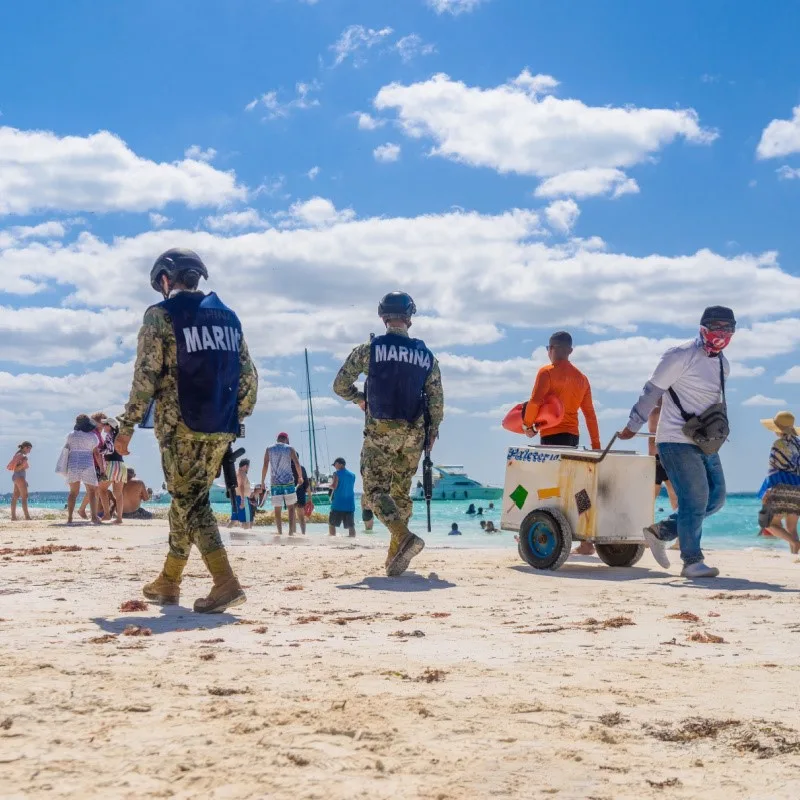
[681,561,719,579]
[644,525,670,569]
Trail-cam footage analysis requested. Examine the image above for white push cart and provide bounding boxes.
[501,435,655,570]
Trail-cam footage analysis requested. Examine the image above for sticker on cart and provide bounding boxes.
[509,485,529,510]
[575,489,592,515]
[537,487,561,500]
[507,448,562,464]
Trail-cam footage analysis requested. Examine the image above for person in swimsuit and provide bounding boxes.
[8,441,33,521]
[78,412,112,521]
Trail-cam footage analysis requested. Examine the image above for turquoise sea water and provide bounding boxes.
[2,492,782,552]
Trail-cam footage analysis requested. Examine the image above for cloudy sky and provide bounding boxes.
[2,0,799,493]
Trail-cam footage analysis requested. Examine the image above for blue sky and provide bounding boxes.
[1,0,799,493]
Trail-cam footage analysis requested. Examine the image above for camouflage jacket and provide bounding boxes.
[118,292,259,443]
[333,327,444,440]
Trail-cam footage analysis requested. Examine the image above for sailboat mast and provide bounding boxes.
[304,349,321,484]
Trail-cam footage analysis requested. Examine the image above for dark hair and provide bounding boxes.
[451,523,458,529]
[239,459,251,468]
[176,270,201,290]
[74,414,96,432]
[127,468,136,478]
[549,331,573,348]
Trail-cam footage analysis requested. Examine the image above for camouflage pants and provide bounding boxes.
[361,426,425,528]
[160,437,230,560]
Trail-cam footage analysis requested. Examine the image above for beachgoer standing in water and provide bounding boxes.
[328,458,357,537]
[260,433,304,536]
[115,248,258,612]
[523,330,601,555]
[8,441,33,521]
[292,460,310,534]
[619,306,735,578]
[333,291,444,576]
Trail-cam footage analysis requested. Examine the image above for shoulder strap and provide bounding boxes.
[668,355,727,421]
[667,386,691,422]
[719,356,726,406]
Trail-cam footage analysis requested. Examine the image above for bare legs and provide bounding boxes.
[274,506,283,535]
[767,513,800,555]
[111,481,124,524]
[11,477,31,521]
[296,505,307,534]
[80,481,110,520]
[288,505,297,536]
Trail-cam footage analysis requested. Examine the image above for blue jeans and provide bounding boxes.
[655,443,726,566]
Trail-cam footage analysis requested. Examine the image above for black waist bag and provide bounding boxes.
[668,358,729,455]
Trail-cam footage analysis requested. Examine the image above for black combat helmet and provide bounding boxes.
[378,291,416,319]
[150,248,209,292]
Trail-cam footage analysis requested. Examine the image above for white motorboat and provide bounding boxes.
[411,465,503,501]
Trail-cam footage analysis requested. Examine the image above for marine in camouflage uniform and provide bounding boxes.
[117,249,258,612]
[334,292,444,576]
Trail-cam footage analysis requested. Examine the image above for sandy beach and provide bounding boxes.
[1,518,799,799]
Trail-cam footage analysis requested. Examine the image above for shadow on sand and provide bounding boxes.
[337,572,456,593]
[510,563,799,593]
[91,604,241,635]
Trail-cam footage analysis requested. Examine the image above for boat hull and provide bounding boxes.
[411,486,503,502]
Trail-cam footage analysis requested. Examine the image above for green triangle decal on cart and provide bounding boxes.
[509,485,529,510]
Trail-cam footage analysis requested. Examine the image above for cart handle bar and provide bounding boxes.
[559,431,653,464]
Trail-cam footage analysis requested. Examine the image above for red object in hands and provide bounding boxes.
[502,394,565,435]
[304,500,314,517]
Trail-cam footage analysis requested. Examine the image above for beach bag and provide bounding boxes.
[668,358,729,455]
[55,445,70,478]
[304,499,314,518]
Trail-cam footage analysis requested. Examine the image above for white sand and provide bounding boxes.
[1,518,799,799]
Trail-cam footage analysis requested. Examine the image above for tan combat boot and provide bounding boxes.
[143,553,187,605]
[385,521,425,577]
[194,548,247,614]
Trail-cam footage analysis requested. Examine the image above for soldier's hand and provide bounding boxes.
[115,434,132,456]
[358,399,366,412]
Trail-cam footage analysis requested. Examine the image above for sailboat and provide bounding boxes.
[303,348,332,506]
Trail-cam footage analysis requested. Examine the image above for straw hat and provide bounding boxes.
[761,411,798,436]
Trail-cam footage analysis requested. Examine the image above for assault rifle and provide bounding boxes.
[422,396,433,533]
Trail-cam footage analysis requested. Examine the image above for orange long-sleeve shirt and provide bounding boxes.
[522,360,601,449]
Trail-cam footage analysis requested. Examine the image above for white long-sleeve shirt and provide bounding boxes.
[627,338,729,445]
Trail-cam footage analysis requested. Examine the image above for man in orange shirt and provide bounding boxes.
[522,331,601,450]
[523,331,601,554]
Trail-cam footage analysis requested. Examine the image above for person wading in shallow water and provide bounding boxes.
[116,248,258,612]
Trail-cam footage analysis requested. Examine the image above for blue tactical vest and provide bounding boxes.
[366,333,433,423]
[158,292,242,434]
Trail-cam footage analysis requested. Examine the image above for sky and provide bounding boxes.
[1,0,799,494]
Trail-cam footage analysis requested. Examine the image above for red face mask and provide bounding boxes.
[700,325,734,354]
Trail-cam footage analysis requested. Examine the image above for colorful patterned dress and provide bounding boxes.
[758,434,800,515]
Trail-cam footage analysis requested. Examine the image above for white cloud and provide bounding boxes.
[535,168,640,199]
[756,106,800,160]
[330,25,393,68]
[729,363,765,378]
[393,34,436,63]
[184,145,217,162]
[0,125,246,216]
[245,82,320,118]
[374,71,716,179]
[10,221,67,240]
[204,208,270,232]
[286,196,355,227]
[777,165,800,180]
[373,143,401,163]
[742,394,787,407]
[356,112,386,131]
[427,0,489,15]
[776,366,800,384]
[544,199,580,233]
[0,307,140,367]
[4,205,800,359]
[307,166,320,180]
[149,212,171,229]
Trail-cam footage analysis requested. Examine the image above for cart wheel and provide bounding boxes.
[594,543,645,567]
[517,508,573,571]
